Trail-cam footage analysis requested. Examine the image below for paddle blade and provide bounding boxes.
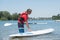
[4,23,12,26]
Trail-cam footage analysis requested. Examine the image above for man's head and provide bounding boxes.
[26,8,32,15]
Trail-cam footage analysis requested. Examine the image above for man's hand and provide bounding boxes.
[26,20,32,32]
[28,28,31,32]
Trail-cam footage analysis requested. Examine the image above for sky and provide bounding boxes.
[0,0,60,17]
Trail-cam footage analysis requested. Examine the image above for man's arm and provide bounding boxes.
[26,20,31,32]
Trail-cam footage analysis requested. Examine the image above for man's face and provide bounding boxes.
[27,11,32,15]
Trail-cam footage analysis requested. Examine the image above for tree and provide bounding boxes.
[0,11,3,18]
[12,13,18,20]
[2,11,11,20]
[0,11,19,20]
[52,14,60,20]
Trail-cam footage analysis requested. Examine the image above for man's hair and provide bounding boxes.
[27,8,32,12]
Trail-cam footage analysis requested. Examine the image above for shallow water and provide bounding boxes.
[0,20,60,40]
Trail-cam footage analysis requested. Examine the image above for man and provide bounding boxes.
[18,9,32,33]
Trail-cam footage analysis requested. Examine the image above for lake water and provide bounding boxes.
[0,20,60,40]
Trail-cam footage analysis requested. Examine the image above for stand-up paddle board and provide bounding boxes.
[9,28,54,37]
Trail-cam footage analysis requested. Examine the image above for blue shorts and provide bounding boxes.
[18,23,24,33]
[19,28,24,33]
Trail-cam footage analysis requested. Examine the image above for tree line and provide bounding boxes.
[52,14,60,20]
[0,11,19,20]
[0,11,60,20]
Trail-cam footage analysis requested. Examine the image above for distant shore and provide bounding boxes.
[0,11,60,20]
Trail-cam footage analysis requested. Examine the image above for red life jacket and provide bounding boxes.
[18,12,28,23]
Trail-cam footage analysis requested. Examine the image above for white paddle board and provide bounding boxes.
[9,28,54,37]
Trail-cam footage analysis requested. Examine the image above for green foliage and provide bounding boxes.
[52,14,60,20]
[0,11,19,20]
[12,13,18,20]
[2,11,11,20]
[0,11,4,18]
[0,17,8,20]
[0,11,60,20]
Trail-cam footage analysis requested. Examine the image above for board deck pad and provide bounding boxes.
[9,28,54,37]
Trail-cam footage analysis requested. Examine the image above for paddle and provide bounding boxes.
[4,22,47,26]
[4,23,12,26]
